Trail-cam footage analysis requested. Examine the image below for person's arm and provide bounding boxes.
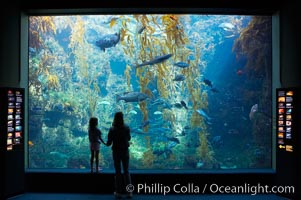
[106,128,113,146]
[100,137,106,145]
[99,130,106,145]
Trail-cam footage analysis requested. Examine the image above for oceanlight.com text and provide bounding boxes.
[126,183,295,196]
[208,183,295,195]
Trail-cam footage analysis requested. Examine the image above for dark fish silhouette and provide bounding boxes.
[203,78,213,88]
[180,100,188,110]
[211,88,219,93]
[116,92,148,102]
[137,25,146,34]
[173,74,185,81]
[174,102,183,109]
[136,54,173,68]
[95,32,120,52]
[196,109,212,122]
[166,136,180,144]
[173,62,189,68]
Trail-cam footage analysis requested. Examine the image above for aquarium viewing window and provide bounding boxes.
[27,13,274,171]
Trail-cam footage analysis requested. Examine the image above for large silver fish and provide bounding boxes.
[218,22,235,31]
[249,104,258,120]
[136,54,173,68]
[196,109,212,122]
[116,92,148,103]
[95,32,120,52]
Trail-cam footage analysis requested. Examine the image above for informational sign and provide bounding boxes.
[276,88,297,152]
[6,89,24,151]
[0,88,24,151]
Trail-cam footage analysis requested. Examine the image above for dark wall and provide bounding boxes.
[0,1,21,88]
[25,172,275,195]
[279,4,300,87]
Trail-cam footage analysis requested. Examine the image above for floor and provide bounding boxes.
[7,193,290,200]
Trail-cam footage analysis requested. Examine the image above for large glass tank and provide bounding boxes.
[28,14,272,170]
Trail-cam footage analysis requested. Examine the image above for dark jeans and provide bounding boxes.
[113,149,129,175]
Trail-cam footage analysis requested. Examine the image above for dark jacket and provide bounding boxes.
[107,125,131,151]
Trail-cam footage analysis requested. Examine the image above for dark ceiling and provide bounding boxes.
[4,0,283,15]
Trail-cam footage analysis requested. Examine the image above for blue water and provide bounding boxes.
[28,14,272,171]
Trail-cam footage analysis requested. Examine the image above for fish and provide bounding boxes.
[136,54,173,68]
[53,104,64,112]
[101,16,119,25]
[249,104,258,120]
[137,25,146,34]
[203,78,213,88]
[128,110,138,115]
[28,140,34,146]
[173,62,189,68]
[154,111,162,115]
[174,102,183,109]
[99,100,110,105]
[95,32,120,52]
[166,136,180,144]
[173,74,185,81]
[116,91,148,103]
[109,18,118,28]
[228,129,239,135]
[196,109,212,122]
[180,100,188,110]
[218,22,237,38]
[218,22,235,31]
[29,47,36,55]
[211,88,219,93]
[236,69,244,75]
[132,126,173,137]
[169,15,178,21]
[166,141,178,149]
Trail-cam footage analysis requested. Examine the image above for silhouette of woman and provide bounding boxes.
[106,112,132,198]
